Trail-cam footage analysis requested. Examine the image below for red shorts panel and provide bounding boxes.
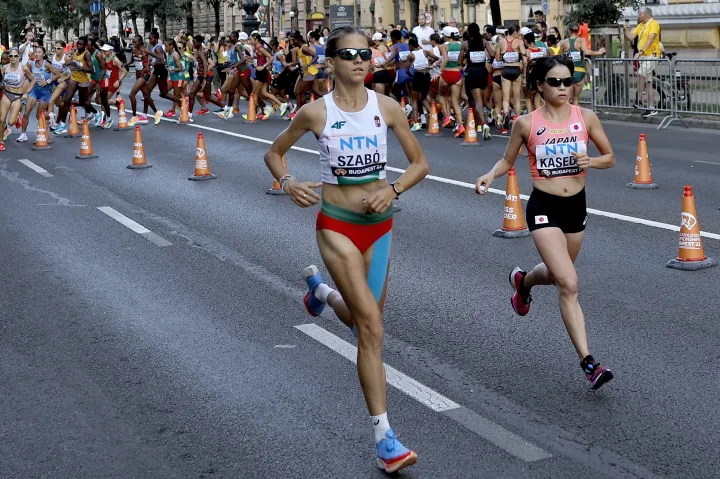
[316,211,393,254]
[441,70,462,85]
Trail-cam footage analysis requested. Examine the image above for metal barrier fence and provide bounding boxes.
[588,56,720,130]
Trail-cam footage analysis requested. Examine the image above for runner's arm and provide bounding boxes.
[45,62,62,84]
[22,64,36,94]
[476,115,528,193]
[581,109,615,169]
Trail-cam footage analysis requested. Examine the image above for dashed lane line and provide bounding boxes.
[18,159,54,178]
[97,206,172,247]
[295,323,552,463]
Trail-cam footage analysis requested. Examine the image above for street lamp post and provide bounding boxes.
[241,0,261,36]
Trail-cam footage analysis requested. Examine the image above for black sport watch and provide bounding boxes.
[390,182,403,199]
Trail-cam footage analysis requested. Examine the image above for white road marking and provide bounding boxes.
[97,206,172,247]
[18,159,53,177]
[119,106,720,241]
[693,160,720,166]
[295,323,551,462]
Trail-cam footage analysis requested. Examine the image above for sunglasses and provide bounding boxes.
[335,48,372,61]
[8,54,19,58]
[544,77,573,87]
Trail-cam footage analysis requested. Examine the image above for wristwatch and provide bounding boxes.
[390,182,403,198]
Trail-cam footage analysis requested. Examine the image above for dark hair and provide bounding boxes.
[526,55,575,94]
[538,21,547,30]
[523,32,535,45]
[408,37,419,49]
[534,10,544,16]
[507,24,519,35]
[56,40,66,48]
[325,26,367,58]
[484,25,496,36]
[149,30,159,40]
[546,35,558,46]
[34,45,46,55]
[467,23,484,52]
[270,39,279,49]
[165,39,179,52]
[430,33,441,44]
[308,31,320,41]
[193,34,205,44]
[390,29,401,42]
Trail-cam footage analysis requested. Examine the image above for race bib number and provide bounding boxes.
[469,51,485,63]
[503,52,519,63]
[530,50,545,60]
[398,51,410,61]
[134,61,143,71]
[448,51,460,62]
[413,56,428,70]
[534,141,587,179]
[570,51,582,62]
[374,56,386,66]
[492,60,504,69]
[317,55,326,64]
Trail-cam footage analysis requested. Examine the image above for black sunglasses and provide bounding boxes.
[8,54,19,58]
[544,77,573,87]
[335,48,372,61]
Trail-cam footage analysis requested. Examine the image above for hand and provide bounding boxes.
[574,152,591,169]
[285,179,322,207]
[633,52,641,60]
[598,47,606,55]
[363,185,396,214]
[113,81,120,89]
[475,174,494,195]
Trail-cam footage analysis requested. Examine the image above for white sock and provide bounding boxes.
[371,412,391,443]
[313,283,333,304]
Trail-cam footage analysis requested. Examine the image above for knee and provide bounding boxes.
[354,311,384,348]
[555,273,578,298]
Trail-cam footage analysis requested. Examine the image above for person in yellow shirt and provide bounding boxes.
[624,7,662,116]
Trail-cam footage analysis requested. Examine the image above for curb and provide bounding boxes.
[596,110,720,132]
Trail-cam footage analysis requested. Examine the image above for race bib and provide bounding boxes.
[413,56,428,70]
[570,51,582,62]
[469,51,486,63]
[398,50,410,61]
[530,50,545,60]
[317,55,326,64]
[534,141,587,179]
[492,60,504,69]
[134,61,143,71]
[448,50,460,62]
[503,51,519,63]
[374,56,386,66]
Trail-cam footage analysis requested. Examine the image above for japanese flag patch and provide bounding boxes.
[535,215,549,224]
[569,122,583,133]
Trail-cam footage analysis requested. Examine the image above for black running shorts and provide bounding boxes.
[525,187,587,233]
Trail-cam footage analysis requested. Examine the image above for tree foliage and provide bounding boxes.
[564,0,642,27]
[0,0,39,44]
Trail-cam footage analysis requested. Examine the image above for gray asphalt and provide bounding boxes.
[1,89,719,478]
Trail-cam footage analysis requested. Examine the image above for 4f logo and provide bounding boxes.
[331,121,346,130]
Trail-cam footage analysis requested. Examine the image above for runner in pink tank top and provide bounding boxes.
[475,55,618,391]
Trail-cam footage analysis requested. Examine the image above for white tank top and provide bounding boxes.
[52,53,69,75]
[3,64,25,88]
[412,49,429,71]
[317,89,388,185]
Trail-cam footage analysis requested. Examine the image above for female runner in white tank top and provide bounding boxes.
[264,26,429,474]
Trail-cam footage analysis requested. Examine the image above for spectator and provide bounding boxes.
[624,7,662,117]
[549,26,562,41]
[534,10,545,23]
[412,14,435,51]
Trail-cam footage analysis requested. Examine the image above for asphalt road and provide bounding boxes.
[1,90,719,478]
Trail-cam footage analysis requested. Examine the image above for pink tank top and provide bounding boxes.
[527,105,589,180]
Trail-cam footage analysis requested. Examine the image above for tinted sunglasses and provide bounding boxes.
[544,77,573,87]
[8,54,19,58]
[335,48,372,61]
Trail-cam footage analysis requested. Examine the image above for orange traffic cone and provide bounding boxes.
[32,113,51,151]
[243,93,258,124]
[462,108,481,147]
[75,120,98,159]
[627,133,658,189]
[188,132,217,181]
[425,102,442,137]
[178,96,190,124]
[65,106,81,138]
[267,155,289,195]
[127,126,152,169]
[492,168,530,238]
[666,185,717,271]
[114,97,131,131]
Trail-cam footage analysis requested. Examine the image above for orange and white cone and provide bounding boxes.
[32,113,52,151]
[114,97,131,131]
[666,185,717,271]
[267,155,289,195]
[75,120,98,159]
[492,168,530,238]
[425,102,442,137]
[65,106,81,138]
[127,126,152,169]
[178,96,191,124]
[462,108,481,147]
[188,132,217,181]
[627,133,658,189]
[243,94,258,124]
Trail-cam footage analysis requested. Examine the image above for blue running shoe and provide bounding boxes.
[375,429,417,473]
[302,265,326,317]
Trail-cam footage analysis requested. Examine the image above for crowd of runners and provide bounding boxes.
[2,18,618,475]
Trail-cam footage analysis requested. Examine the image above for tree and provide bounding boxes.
[564,0,642,27]
[37,0,80,42]
[464,0,502,27]
[206,0,223,38]
[0,0,37,45]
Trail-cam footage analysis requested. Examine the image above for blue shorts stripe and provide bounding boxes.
[366,231,392,302]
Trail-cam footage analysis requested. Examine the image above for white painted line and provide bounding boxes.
[97,206,172,247]
[18,159,53,177]
[295,323,551,462]
[119,106,720,241]
[693,160,720,166]
[296,323,459,412]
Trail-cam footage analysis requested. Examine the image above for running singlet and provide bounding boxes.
[102,53,120,88]
[133,50,150,77]
[527,105,589,180]
[502,41,520,64]
[445,42,460,68]
[71,51,90,83]
[30,60,52,87]
[412,49,429,71]
[317,89,388,185]
[52,54,69,76]
[167,52,183,81]
[3,64,25,88]
[90,50,103,82]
